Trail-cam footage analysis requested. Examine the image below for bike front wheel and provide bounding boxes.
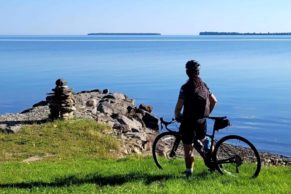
[214,135,261,178]
[152,132,184,170]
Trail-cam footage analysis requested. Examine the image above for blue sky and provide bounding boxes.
[1,0,291,35]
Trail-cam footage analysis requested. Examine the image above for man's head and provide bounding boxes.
[186,60,200,78]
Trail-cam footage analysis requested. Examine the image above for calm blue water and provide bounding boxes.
[0,35,290,157]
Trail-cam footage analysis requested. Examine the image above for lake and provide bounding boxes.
[0,35,290,157]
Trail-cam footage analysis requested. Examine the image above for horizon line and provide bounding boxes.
[1,31,291,36]
[0,34,199,36]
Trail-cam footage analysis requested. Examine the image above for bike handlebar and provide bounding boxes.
[160,116,230,132]
[160,117,175,130]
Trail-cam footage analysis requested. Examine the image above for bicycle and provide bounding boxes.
[152,116,261,178]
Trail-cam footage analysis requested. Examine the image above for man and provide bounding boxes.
[175,60,217,177]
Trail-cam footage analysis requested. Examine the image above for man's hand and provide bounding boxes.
[175,99,184,123]
[175,114,183,123]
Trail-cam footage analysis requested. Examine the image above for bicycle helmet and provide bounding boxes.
[186,60,200,77]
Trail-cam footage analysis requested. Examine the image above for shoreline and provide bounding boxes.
[0,88,290,165]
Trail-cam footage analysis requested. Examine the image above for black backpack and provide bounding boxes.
[182,81,210,120]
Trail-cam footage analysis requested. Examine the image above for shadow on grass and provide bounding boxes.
[0,172,180,189]
[0,169,217,189]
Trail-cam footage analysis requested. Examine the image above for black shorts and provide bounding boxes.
[179,119,207,144]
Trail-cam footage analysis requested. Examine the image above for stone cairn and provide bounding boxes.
[46,79,76,120]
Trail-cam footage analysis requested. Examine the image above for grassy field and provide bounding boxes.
[0,119,120,161]
[0,119,290,194]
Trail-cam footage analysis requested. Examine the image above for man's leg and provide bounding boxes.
[180,121,195,176]
[183,144,194,176]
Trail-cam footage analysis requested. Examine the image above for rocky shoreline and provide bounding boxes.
[0,88,159,156]
[0,88,290,166]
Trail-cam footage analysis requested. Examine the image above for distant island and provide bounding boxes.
[88,33,161,36]
[200,32,291,35]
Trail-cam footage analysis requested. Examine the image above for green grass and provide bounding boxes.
[0,158,290,194]
[0,119,290,194]
[0,119,120,161]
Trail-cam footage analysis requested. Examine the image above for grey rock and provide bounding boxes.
[97,102,113,115]
[102,94,115,100]
[113,93,126,100]
[91,108,98,115]
[9,125,22,133]
[117,115,142,132]
[131,128,140,133]
[139,104,153,113]
[103,89,109,94]
[113,123,131,133]
[55,79,67,86]
[32,101,48,108]
[124,132,147,142]
[132,147,142,154]
[78,89,101,94]
[0,124,8,133]
[86,99,97,107]
[111,103,128,115]
[96,113,114,123]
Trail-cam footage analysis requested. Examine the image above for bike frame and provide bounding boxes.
[160,116,232,165]
[156,116,260,178]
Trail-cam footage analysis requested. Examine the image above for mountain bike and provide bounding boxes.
[152,116,261,178]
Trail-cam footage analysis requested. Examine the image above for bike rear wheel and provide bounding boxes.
[152,132,184,170]
[214,135,261,178]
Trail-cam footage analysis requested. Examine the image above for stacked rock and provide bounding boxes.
[47,79,76,120]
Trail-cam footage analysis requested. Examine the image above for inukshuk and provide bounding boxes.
[47,79,76,120]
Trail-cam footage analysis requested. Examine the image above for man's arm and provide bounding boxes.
[175,98,184,120]
[209,93,217,113]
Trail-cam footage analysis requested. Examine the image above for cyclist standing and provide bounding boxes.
[175,60,217,177]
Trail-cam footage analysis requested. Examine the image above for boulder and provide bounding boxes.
[9,125,22,133]
[124,132,147,142]
[117,115,143,132]
[86,98,98,107]
[113,93,126,100]
[97,102,114,116]
[113,123,131,133]
[102,89,109,94]
[139,104,153,113]
[102,94,115,100]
